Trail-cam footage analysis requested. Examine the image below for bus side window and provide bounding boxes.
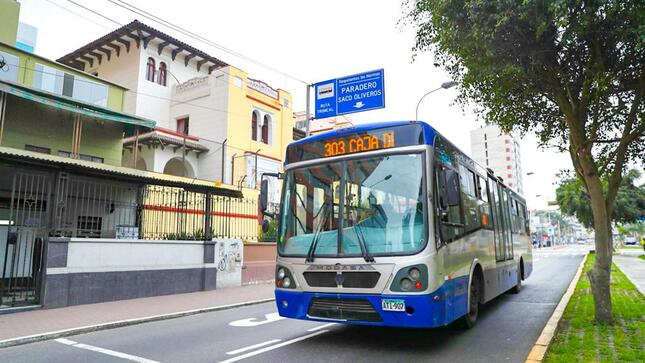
[518,202,528,235]
[437,164,463,242]
[477,176,491,229]
[458,165,480,232]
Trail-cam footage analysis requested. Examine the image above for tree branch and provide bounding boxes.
[605,82,644,215]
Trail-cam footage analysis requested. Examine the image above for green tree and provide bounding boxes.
[405,0,644,322]
[616,224,631,245]
[556,169,645,229]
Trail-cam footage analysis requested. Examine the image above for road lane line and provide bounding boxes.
[217,330,329,363]
[55,338,160,363]
[307,322,336,332]
[226,339,282,355]
[0,298,275,349]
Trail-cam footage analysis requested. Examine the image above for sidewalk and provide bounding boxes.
[614,254,645,295]
[0,283,274,346]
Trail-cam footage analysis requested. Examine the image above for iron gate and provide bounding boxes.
[1,172,51,307]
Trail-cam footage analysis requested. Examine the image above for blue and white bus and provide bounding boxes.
[268,121,532,328]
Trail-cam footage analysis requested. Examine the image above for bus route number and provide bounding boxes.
[323,132,395,157]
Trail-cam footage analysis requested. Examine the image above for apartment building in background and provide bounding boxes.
[470,124,524,194]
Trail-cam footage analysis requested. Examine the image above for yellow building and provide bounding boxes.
[169,65,294,210]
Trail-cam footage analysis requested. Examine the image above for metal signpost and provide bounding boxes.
[305,69,385,136]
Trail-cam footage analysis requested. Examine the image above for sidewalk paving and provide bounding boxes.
[0,283,274,345]
[614,254,645,295]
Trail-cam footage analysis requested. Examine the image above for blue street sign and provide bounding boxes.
[314,69,385,119]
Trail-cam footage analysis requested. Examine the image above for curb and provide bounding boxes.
[525,252,588,363]
[0,297,275,349]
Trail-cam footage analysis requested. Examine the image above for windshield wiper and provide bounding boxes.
[353,217,375,263]
[306,199,330,262]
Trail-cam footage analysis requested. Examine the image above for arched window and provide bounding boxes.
[146,57,155,82]
[251,111,258,141]
[158,62,167,86]
[262,115,270,144]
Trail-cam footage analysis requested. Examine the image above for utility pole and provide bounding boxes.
[305,84,311,137]
[220,139,227,183]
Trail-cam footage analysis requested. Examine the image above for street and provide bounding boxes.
[0,246,588,363]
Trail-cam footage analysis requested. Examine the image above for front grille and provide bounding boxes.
[303,272,381,288]
[308,297,382,322]
[341,272,380,288]
[303,272,337,287]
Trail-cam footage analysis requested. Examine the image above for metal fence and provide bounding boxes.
[51,174,139,239]
[141,186,258,241]
[48,174,259,241]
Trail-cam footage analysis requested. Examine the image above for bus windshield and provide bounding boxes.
[278,152,427,258]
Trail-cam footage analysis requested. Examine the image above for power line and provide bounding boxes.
[105,0,309,84]
[64,0,122,27]
[44,0,114,30]
[49,0,257,95]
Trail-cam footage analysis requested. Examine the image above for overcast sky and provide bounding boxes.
[18,0,574,209]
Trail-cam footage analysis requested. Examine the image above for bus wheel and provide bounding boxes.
[510,262,522,294]
[461,273,481,329]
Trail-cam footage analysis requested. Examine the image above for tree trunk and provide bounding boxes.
[586,176,613,324]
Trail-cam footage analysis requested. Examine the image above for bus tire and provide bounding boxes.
[461,271,482,329]
[510,261,522,294]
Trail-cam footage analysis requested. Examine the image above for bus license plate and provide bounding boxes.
[382,299,405,312]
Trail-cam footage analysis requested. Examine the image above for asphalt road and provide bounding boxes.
[0,245,588,363]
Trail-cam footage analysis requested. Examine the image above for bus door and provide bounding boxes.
[502,189,514,259]
[488,177,505,262]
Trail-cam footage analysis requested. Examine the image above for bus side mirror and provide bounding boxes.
[261,219,270,233]
[442,169,460,207]
[260,179,269,213]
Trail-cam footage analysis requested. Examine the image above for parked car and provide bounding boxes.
[624,235,637,245]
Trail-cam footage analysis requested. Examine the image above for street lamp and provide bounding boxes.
[415,81,458,121]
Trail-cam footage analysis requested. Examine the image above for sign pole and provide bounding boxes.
[305,84,311,137]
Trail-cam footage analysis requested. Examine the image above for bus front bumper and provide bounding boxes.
[274,288,455,328]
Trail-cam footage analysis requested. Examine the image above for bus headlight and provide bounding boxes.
[276,265,296,289]
[409,268,421,280]
[390,264,428,292]
[400,278,413,291]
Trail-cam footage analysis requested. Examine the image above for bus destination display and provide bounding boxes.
[323,131,395,157]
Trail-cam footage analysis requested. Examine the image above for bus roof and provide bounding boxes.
[290,120,437,146]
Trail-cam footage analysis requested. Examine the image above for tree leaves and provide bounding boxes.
[556,169,645,228]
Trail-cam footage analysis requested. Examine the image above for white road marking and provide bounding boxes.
[217,330,329,363]
[55,338,160,363]
[226,339,282,355]
[307,322,336,332]
[229,312,285,327]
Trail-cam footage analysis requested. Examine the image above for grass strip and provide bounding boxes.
[544,253,645,363]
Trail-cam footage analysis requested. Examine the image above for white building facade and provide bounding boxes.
[470,125,524,194]
[57,20,294,193]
